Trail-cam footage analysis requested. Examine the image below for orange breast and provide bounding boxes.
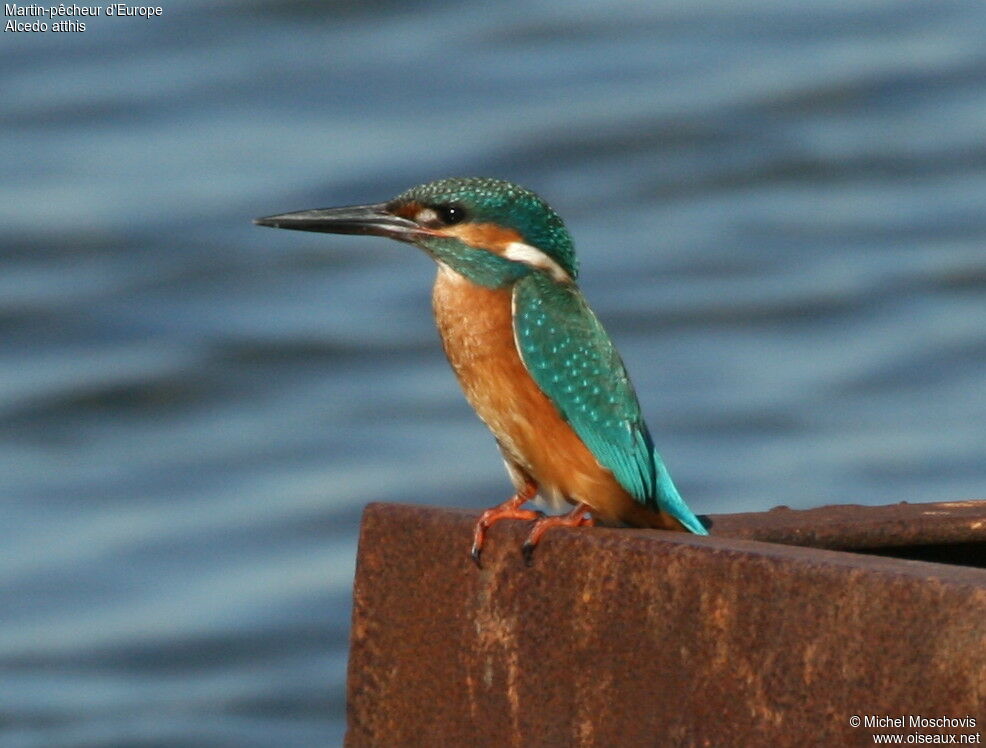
[430,265,675,528]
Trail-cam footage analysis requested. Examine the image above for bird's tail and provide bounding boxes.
[652,452,709,535]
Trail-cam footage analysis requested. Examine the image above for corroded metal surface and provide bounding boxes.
[710,499,986,551]
[347,501,986,747]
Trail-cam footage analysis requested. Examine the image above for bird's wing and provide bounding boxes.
[512,273,707,534]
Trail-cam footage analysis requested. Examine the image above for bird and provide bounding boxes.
[255,177,708,565]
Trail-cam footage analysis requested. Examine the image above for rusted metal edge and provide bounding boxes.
[359,501,986,586]
[346,502,986,747]
[709,499,986,551]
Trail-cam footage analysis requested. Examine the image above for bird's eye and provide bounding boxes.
[436,204,466,225]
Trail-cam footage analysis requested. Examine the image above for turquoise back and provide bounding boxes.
[513,273,708,534]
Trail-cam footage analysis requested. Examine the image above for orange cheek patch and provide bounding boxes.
[393,201,424,220]
[439,222,524,252]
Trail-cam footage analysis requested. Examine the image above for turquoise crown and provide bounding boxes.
[394,177,579,280]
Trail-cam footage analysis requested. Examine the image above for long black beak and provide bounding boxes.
[253,203,425,242]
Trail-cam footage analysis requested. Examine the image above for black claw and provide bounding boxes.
[471,544,483,569]
[521,542,535,567]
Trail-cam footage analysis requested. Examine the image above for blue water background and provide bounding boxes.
[2,1,985,744]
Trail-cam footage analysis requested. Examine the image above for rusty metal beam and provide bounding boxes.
[711,500,986,551]
[347,501,986,746]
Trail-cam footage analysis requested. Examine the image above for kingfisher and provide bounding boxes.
[255,177,708,565]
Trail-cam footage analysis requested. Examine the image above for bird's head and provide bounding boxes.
[255,177,578,288]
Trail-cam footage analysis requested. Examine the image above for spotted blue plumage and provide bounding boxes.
[397,177,578,284]
[513,272,708,534]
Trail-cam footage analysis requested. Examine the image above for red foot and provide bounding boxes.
[471,481,541,567]
[521,502,595,566]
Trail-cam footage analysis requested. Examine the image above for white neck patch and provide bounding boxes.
[502,241,571,283]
